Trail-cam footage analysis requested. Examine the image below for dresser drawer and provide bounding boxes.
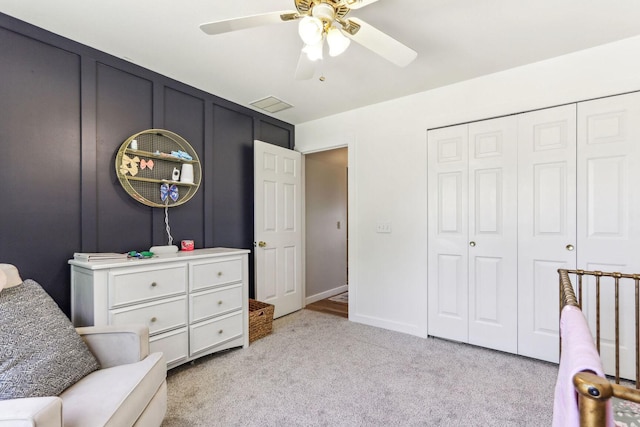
[190,283,242,323]
[110,296,187,335]
[190,258,242,292]
[150,328,188,367]
[109,265,186,308]
[190,311,243,356]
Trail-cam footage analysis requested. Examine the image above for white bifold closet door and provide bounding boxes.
[427,125,469,343]
[428,116,518,354]
[429,92,640,368]
[517,104,577,363]
[467,118,518,353]
[577,92,640,379]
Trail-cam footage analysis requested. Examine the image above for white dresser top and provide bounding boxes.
[68,247,250,270]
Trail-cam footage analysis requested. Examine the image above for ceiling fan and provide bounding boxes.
[199,0,417,80]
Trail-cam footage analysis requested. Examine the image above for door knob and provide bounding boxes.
[566,244,575,251]
[469,241,476,247]
[258,241,267,248]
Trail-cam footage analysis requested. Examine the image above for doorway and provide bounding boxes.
[305,293,348,318]
[304,147,348,317]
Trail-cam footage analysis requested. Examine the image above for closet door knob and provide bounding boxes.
[469,241,476,247]
[566,244,575,251]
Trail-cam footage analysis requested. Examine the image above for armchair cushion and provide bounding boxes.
[60,352,166,427]
[0,396,62,427]
[0,280,99,400]
[76,324,149,368]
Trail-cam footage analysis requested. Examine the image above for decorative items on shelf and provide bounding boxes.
[115,129,201,208]
[160,183,179,202]
[115,129,202,253]
[180,163,194,184]
[118,154,155,177]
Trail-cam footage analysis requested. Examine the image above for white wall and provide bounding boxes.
[294,35,640,338]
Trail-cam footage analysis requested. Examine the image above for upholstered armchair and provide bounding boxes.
[0,324,167,427]
[0,266,167,427]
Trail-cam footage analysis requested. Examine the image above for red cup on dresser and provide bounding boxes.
[181,240,194,251]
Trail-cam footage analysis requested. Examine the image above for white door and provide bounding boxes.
[577,92,640,379]
[467,117,518,354]
[517,104,577,363]
[427,124,469,342]
[254,140,303,318]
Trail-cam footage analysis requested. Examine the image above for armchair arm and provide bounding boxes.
[76,324,150,368]
[0,396,62,427]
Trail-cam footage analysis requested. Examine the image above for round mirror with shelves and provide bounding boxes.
[115,129,201,208]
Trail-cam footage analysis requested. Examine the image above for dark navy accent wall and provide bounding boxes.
[161,87,206,248]
[0,25,83,308]
[95,64,155,251]
[0,13,294,314]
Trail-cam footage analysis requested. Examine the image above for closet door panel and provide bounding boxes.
[473,256,500,319]
[578,92,640,379]
[467,117,518,353]
[518,104,577,363]
[474,169,501,234]
[427,125,469,342]
[586,156,626,236]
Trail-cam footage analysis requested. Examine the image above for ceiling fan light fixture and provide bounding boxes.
[311,3,337,21]
[302,41,323,61]
[326,26,350,57]
[298,16,324,45]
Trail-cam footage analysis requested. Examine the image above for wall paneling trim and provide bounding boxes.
[0,13,294,314]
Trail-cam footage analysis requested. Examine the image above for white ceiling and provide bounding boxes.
[1,0,640,125]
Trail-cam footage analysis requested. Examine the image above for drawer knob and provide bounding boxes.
[218,300,223,305]
[150,317,157,323]
[218,329,223,334]
[217,271,223,277]
[151,282,157,287]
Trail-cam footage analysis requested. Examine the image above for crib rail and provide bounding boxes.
[559,269,640,427]
[559,268,640,386]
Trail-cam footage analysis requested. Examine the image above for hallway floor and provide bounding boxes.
[305,294,348,318]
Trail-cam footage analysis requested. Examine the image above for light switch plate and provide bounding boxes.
[376,221,392,233]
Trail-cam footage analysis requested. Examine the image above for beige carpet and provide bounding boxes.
[162,309,557,426]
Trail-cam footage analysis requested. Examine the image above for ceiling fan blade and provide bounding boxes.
[344,0,381,10]
[343,17,417,67]
[294,50,317,80]
[200,10,297,35]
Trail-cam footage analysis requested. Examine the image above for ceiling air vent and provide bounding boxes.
[250,96,293,113]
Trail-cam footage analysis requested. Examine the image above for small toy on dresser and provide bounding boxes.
[181,240,194,251]
[127,251,154,259]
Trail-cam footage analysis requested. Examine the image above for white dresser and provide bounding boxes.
[69,248,250,369]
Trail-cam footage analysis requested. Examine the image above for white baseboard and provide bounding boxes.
[349,313,429,339]
[305,284,348,305]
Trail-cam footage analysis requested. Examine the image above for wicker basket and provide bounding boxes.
[248,299,274,343]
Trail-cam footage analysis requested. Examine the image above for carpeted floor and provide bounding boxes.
[162,309,557,426]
